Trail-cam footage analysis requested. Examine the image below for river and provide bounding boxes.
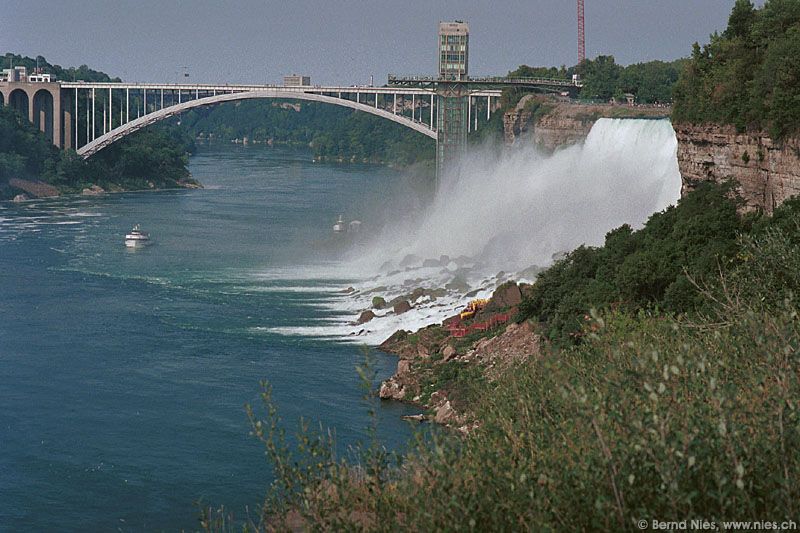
[1,119,683,531]
[0,144,418,531]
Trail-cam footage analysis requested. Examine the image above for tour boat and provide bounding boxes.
[333,215,346,233]
[125,225,151,247]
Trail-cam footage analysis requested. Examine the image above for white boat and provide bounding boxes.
[333,215,346,233]
[125,224,151,247]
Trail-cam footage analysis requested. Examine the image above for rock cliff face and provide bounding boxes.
[504,99,671,151]
[675,123,800,213]
[503,96,597,149]
[530,112,596,152]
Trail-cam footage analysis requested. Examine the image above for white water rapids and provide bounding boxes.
[268,118,682,344]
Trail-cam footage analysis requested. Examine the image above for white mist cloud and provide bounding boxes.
[266,118,683,344]
[356,118,682,275]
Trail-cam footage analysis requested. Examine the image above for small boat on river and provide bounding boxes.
[125,225,151,247]
[333,215,346,233]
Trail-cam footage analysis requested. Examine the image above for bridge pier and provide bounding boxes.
[53,92,62,148]
[435,84,469,181]
[64,108,72,150]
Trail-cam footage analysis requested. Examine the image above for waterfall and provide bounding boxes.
[361,118,682,273]
[277,118,683,343]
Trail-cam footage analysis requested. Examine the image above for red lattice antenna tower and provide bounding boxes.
[577,0,586,64]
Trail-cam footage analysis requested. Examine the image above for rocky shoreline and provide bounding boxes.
[375,281,541,432]
[4,178,202,203]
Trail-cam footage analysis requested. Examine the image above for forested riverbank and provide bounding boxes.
[1,54,199,201]
[0,105,199,200]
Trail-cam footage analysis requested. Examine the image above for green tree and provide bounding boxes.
[672,0,800,138]
[578,55,623,100]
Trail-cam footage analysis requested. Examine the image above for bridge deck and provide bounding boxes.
[387,75,582,90]
[58,82,501,98]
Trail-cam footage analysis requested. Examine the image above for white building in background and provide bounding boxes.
[283,74,311,87]
[438,21,469,80]
[28,73,52,83]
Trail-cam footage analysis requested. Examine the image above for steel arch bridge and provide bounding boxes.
[1,75,580,177]
[53,82,504,159]
[74,88,440,158]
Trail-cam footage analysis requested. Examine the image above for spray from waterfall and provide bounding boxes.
[353,118,680,273]
[271,118,682,343]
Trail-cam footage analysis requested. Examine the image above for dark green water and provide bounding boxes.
[0,145,416,531]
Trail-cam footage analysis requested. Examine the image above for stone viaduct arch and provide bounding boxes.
[1,84,62,146]
[33,89,54,143]
[7,89,29,119]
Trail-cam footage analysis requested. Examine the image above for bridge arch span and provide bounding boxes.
[77,90,437,158]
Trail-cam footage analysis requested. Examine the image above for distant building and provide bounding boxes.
[283,74,311,87]
[28,73,52,83]
[438,21,469,80]
[1,66,28,82]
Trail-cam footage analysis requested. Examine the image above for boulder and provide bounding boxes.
[422,258,440,268]
[488,281,522,309]
[379,378,404,400]
[357,310,376,324]
[445,276,470,293]
[410,287,426,301]
[12,194,29,203]
[442,345,457,361]
[429,288,447,298]
[399,254,421,267]
[397,359,411,375]
[434,400,458,425]
[393,300,412,314]
[81,184,105,196]
[372,296,386,309]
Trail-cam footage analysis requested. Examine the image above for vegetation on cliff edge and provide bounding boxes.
[672,0,800,138]
[518,182,755,344]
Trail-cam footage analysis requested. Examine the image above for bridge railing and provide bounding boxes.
[388,74,582,88]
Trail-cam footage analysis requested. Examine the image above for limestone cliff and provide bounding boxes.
[675,123,800,214]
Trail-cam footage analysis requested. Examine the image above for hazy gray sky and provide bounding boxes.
[2,1,742,85]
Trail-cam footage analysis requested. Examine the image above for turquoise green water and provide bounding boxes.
[0,145,416,531]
